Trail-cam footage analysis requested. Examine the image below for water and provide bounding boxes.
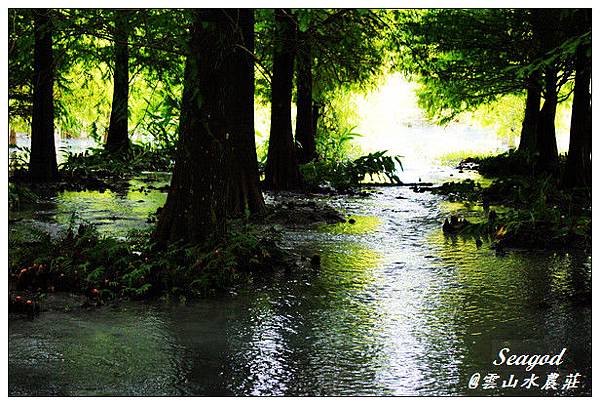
[8,173,591,396]
[10,133,98,164]
[9,173,170,238]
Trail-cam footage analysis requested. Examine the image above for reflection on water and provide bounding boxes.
[9,181,591,396]
[318,215,381,235]
[10,174,169,238]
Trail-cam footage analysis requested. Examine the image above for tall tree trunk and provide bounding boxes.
[106,10,130,152]
[264,9,302,190]
[518,72,541,154]
[295,34,316,164]
[312,101,320,146]
[29,9,58,182]
[531,9,560,174]
[563,37,592,188]
[226,9,266,217]
[154,10,232,245]
[535,66,559,173]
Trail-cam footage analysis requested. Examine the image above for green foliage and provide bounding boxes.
[9,9,186,145]
[435,150,494,167]
[9,222,284,301]
[59,142,174,178]
[396,9,532,123]
[431,179,483,202]
[472,150,537,178]
[9,146,30,176]
[432,153,590,249]
[317,125,362,162]
[8,183,38,210]
[301,150,403,190]
[396,9,582,126]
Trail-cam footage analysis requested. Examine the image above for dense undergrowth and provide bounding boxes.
[432,151,591,250]
[10,137,404,194]
[9,220,287,306]
[9,142,174,189]
[60,143,174,177]
[300,150,403,191]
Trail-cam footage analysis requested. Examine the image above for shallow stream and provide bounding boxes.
[8,170,591,396]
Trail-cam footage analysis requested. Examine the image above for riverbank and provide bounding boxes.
[8,189,351,317]
[417,152,591,251]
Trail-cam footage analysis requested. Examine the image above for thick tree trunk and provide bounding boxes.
[264,9,302,190]
[518,72,541,154]
[154,10,232,245]
[563,39,592,188]
[106,10,130,152]
[225,9,266,217]
[535,67,560,173]
[29,9,58,182]
[295,36,316,164]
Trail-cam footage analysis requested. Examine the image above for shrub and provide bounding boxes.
[300,150,403,191]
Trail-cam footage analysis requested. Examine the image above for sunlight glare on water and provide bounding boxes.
[10,186,590,395]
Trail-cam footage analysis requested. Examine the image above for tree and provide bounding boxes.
[8,9,34,123]
[295,9,390,163]
[295,31,316,164]
[563,10,592,188]
[264,9,302,190]
[254,10,389,173]
[106,10,130,151]
[154,10,234,245]
[531,9,562,174]
[517,72,541,154]
[398,9,530,122]
[29,9,58,182]
[399,9,574,173]
[225,9,266,216]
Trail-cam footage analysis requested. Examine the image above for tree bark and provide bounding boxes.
[535,66,560,174]
[106,10,130,152]
[517,72,541,154]
[295,34,316,164]
[225,9,266,217]
[563,34,592,188]
[531,9,560,174]
[154,10,232,245]
[264,9,302,190]
[29,9,58,182]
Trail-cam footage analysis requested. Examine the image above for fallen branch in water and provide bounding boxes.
[359,182,434,187]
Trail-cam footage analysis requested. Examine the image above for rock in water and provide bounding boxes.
[442,215,469,234]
